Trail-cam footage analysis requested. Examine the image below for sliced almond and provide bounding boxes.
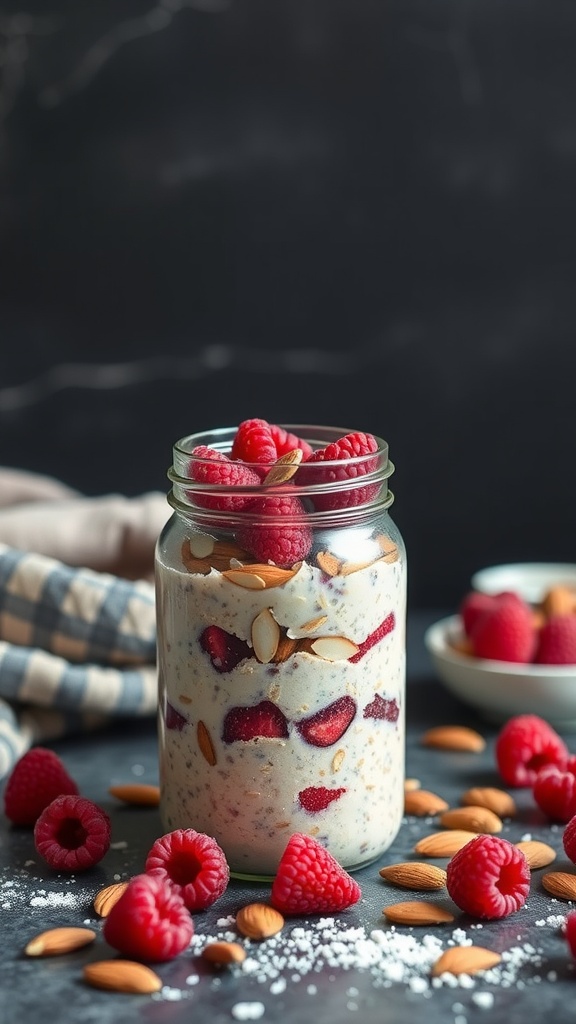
[181,542,211,574]
[414,830,477,858]
[202,941,247,965]
[197,720,217,766]
[108,783,160,806]
[404,789,449,816]
[460,786,516,818]
[379,862,447,891]
[331,748,346,773]
[309,636,360,661]
[235,902,284,940]
[541,871,576,900]
[272,634,299,663]
[431,945,502,977]
[439,806,503,834]
[24,927,97,957]
[339,559,374,576]
[251,608,280,663]
[420,725,486,752]
[376,534,399,562]
[316,551,342,576]
[262,449,303,485]
[188,533,215,559]
[83,960,162,994]
[516,840,557,870]
[223,564,300,589]
[382,900,455,925]
[93,881,130,917]
[298,614,329,634]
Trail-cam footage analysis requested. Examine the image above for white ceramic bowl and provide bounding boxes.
[424,615,576,730]
[471,562,576,604]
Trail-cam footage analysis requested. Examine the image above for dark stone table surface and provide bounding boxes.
[1,609,575,1023]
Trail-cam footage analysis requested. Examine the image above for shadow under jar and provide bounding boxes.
[155,425,407,880]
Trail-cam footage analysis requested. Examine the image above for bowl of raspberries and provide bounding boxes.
[424,563,576,728]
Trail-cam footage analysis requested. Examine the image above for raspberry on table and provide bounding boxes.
[103,872,194,962]
[145,828,230,912]
[533,759,576,822]
[446,834,530,919]
[494,714,569,787]
[562,813,576,863]
[189,445,260,510]
[470,595,536,663]
[3,747,79,827]
[270,832,361,914]
[34,794,111,872]
[534,614,576,664]
[302,431,380,511]
[236,492,313,567]
[565,910,576,960]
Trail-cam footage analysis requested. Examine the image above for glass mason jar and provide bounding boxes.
[155,425,406,879]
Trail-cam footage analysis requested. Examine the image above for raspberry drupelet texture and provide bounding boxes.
[303,431,380,511]
[34,794,111,871]
[237,492,313,567]
[565,910,576,960]
[103,872,194,962]
[535,614,576,664]
[446,834,530,919]
[470,595,536,663]
[533,759,576,822]
[188,445,260,510]
[494,714,569,787]
[145,828,230,912]
[270,833,362,914]
[563,814,576,863]
[230,418,278,464]
[3,747,79,827]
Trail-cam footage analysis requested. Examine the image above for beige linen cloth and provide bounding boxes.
[0,467,171,779]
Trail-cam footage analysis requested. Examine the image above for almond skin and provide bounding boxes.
[515,840,557,870]
[108,783,160,806]
[382,900,455,925]
[379,862,447,891]
[420,725,486,752]
[460,786,516,818]
[93,881,130,917]
[438,805,503,834]
[24,927,96,957]
[413,830,477,858]
[404,789,449,816]
[202,941,247,965]
[541,871,576,900]
[197,720,217,766]
[235,903,285,939]
[83,960,162,994]
[431,945,502,977]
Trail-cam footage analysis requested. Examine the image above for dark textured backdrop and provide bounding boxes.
[1,0,575,607]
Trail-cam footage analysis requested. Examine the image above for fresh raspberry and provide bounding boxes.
[362,693,400,722]
[565,910,576,960]
[495,714,568,787]
[3,747,79,827]
[296,696,356,747]
[533,758,576,822]
[268,423,313,461]
[534,614,576,665]
[222,700,289,743]
[34,795,111,872]
[350,611,395,662]
[470,595,536,663]
[103,872,193,962]
[145,828,230,912]
[270,832,361,914]
[298,786,346,813]
[303,431,380,511]
[459,591,499,637]
[562,813,576,863]
[230,419,277,464]
[200,625,251,673]
[236,492,312,568]
[446,834,530,919]
[189,445,260,510]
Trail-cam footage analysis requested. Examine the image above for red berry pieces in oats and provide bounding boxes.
[533,758,576,822]
[145,828,230,912]
[535,614,576,664]
[362,692,400,722]
[446,834,530,919]
[103,872,193,962]
[270,832,361,915]
[304,431,379,511]
[298,786,346,813]
[200,625,251,673]
[222,700,289,743]
[34,794,111,871]
[350,611,395,663]
[470,595,536,663]
[296,695,356,747]
[3,747,79,827]
[237,492,313,567]
[563,814,576,863]
[495,714,568,787]
[189,445,260,510]
[269,423,313,460]
[165,701,188,731]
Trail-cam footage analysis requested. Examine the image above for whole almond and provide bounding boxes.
[83,960,162,994]
[460,786,516,818]
[382,900,455,925]
[262,449,303,485]
[414,830,477,858]
[431,945,502,977]
[108,783,160,806]
[236,902,284,939]
[515,840,557,870]
[541,585,576,618]
[379,862,447,891]
[420,725,486,752]
[272,634,299,663]
[541,871,576,900]
[202,941,247,965]
[404,789,449,816]
[24,927,96,957]
[93,881,130,917]
[197,720,217,766]
[404,778,421,792]
[439,805,503,834]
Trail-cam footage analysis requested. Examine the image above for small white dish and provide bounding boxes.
[424,615,576,730]
[471,563,576,604]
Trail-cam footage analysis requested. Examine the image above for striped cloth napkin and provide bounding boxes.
[0,468,170,779]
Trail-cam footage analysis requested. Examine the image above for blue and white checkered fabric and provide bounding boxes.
[0,543,157,779]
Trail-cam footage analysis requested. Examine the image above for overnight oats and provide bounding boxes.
[155,421,407,878]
